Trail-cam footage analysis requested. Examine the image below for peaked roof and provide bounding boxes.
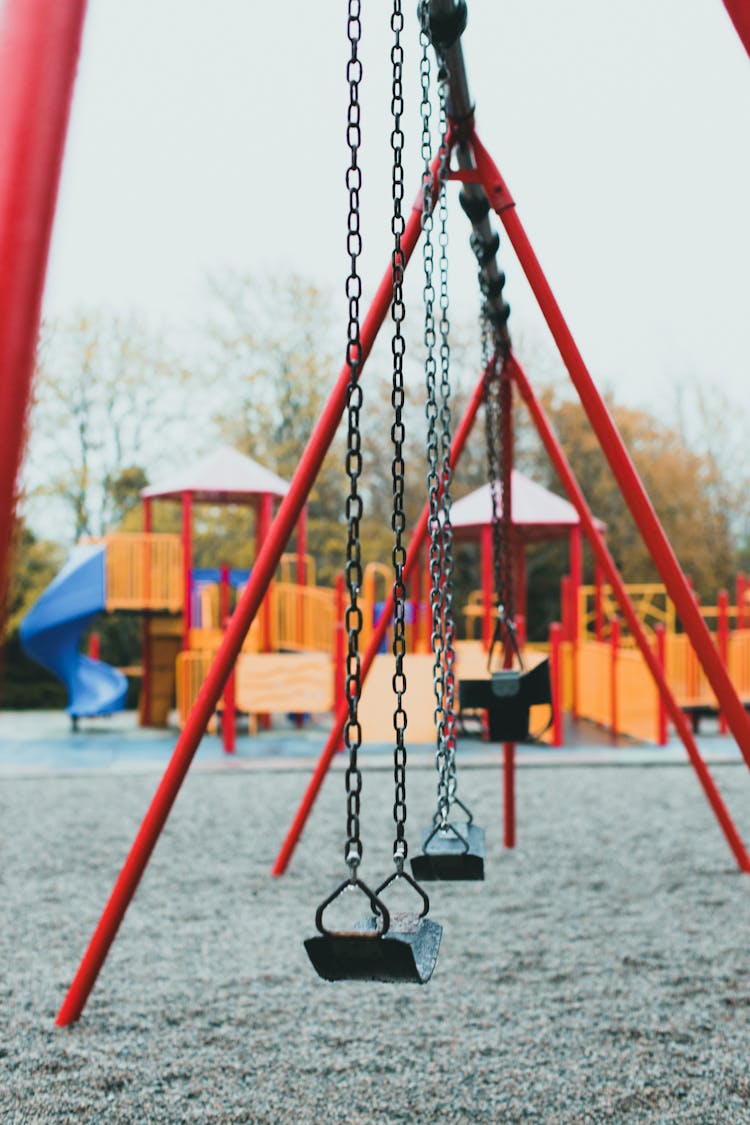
[142,446,290,504]
[450,470,605,543]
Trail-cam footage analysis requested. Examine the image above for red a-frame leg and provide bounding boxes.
[469,129,750,771]
[0,0,87,618]
[510,355,750,873]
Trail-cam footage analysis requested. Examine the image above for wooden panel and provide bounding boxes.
[235,653,333,714]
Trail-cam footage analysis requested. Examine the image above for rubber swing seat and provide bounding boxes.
[411,821,485,882]
[305,913,442,983]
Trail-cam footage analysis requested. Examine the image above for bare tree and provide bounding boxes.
[25,312,191,541]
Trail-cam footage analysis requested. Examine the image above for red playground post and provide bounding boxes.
[0,0,87,621]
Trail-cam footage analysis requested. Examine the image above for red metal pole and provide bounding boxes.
[88,632,100,660]
[220,565,235,754]
[549,621,564,747]
[503,744,515,848]
[272,364,489,877]
[655,623,668,747]
[140,498,152,727]
[511,356,750,872]
[296,506,307,588]
[569,525,582,718]
[718,589,730,736]
[181,492,192,652]
[610,616,620,738]
[54,175,438,1027]
[256,493,274,731]
[473,139,750,771]
[0,0,87,624]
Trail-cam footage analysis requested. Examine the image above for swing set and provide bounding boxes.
[2,0,750,1018]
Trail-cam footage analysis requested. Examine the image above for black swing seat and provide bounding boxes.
[305,913,442,983]
[459,658,552,743]
[411,821,485,881]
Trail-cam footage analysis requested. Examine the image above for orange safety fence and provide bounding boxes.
[578,583,675,641]
[574,628,750,742]
[269,582,336,654]
[102,533,182,613]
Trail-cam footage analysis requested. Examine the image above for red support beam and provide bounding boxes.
[0,0,87,622]
[55,163,441,1026]
[511,355,750,873]
[296,505,307,587]
[181,492,192,652]
[257,493,274,732]
[220,565,236,754]
[549,621,564,747]
[723,0,750,55]
[473,136,750,771]
[140,498,152,727]
[569,525,583,716]
[272,363,490,877]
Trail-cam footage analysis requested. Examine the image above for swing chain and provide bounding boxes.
[436,78,459,812]
[482,308,515,660]
[343,0,365,877]
[420,18,457,826]
[390,0,408,870]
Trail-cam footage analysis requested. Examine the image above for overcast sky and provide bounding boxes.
[43,0,749,414]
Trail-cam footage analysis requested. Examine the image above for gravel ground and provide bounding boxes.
[2,757,750,1124]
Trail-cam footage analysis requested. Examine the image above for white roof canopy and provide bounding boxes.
[142,446,290,505]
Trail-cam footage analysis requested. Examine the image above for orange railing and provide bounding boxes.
[270,581,336,654]
[578,582,676,641]
[102,533,182,613]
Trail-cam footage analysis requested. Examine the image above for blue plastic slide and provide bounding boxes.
[20,542,128,720]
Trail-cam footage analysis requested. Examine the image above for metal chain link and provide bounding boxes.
[482,306,515,657]
[343,0,365,877]
[435,77,459,813]
[419,13,445,812]
[419,15,458,826]
[390,0,408,870]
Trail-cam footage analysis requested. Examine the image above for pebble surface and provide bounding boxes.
[3,759,750,1123]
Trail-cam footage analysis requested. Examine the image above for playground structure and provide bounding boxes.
[0,0,749,1019]
[22,456,750,750]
